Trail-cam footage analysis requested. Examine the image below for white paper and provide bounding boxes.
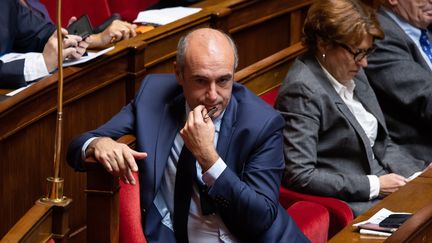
[353,208,411,237]
[63,46,114,67]
[133,7,202,25]
[6,83,35,96]
[353,208,396,226]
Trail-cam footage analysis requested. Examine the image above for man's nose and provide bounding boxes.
[207,83,218,100]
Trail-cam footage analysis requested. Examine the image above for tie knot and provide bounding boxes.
[420,29,429,40]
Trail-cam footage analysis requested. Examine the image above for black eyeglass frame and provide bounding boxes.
[338,43,377,62]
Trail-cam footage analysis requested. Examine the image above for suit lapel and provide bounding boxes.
[353,74,386,128]
[216,92,238,169]
[153,95,185,194]
[304,56,375,163]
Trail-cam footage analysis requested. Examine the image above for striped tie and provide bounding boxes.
[419,29,432,63]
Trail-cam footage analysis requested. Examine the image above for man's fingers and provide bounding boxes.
[125,169,136,185]
[67,16,78,26]
[124,149,139,172]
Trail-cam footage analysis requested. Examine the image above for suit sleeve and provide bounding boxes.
[275,81,371,201]
[208,114,285,236]
[366,24,432,123]
[0,60,27,89]
[14,0,55,53]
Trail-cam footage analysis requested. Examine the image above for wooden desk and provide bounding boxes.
[329,169,432,243]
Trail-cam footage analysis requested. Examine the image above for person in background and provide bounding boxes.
[275,0,428,216]
[67,28,309,243]
[0,0,136,89]
[364,0,432,162]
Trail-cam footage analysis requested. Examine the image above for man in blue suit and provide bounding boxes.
[67,28,309,242]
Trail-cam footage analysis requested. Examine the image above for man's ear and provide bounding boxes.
[173,61,183,85]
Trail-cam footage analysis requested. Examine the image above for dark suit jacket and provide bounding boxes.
[0,0,55,89]
[275,54,425,216]
[67,74,309,243]
[365,7,432,162]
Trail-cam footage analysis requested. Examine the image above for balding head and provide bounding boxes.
[176,28,238,76]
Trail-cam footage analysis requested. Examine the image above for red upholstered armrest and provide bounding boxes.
[119,172,147,243]
[287,201,329,243]
[279,187,353,238]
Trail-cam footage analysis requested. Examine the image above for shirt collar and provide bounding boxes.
[317,58,356,96]
[383,7,422,42]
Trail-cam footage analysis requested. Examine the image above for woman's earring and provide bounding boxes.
[322,53,326,61]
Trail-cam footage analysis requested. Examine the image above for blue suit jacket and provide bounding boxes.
[67,74,309,243]
[0,0,55,89]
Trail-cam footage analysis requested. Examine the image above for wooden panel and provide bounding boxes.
[210,0,312,69]
[235,42,306,95]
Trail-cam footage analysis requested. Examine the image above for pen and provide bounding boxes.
[204,106,218,120]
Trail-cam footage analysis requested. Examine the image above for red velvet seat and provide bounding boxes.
[40,0,112,27]
[287,201,329,243]
[280,187,353,238]
[119,173,330,243]
[107,0,159,23]
[119,172,147,243]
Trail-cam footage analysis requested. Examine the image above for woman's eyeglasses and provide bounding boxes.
[339,43,377,62]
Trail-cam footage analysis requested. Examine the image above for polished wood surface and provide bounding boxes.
[329,169,432,243]
[202,0,312,70]
[0,0,311,240]
[235,42,306,95]
[2,199,72,243]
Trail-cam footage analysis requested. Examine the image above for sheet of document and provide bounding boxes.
[133,7,202,25]
[63,46,114,67]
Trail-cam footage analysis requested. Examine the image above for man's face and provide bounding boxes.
[176,35,235,119]
[394,0,432,29]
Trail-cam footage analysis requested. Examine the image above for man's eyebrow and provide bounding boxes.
[219,74,233,79]
[190,74,208,79]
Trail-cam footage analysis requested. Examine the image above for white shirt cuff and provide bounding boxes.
[367,175,380,200]
[201,157,226,186]
[23,53,50,81]
[81,137,98,161]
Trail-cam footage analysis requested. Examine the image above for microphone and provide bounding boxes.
[93,13,121,34]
